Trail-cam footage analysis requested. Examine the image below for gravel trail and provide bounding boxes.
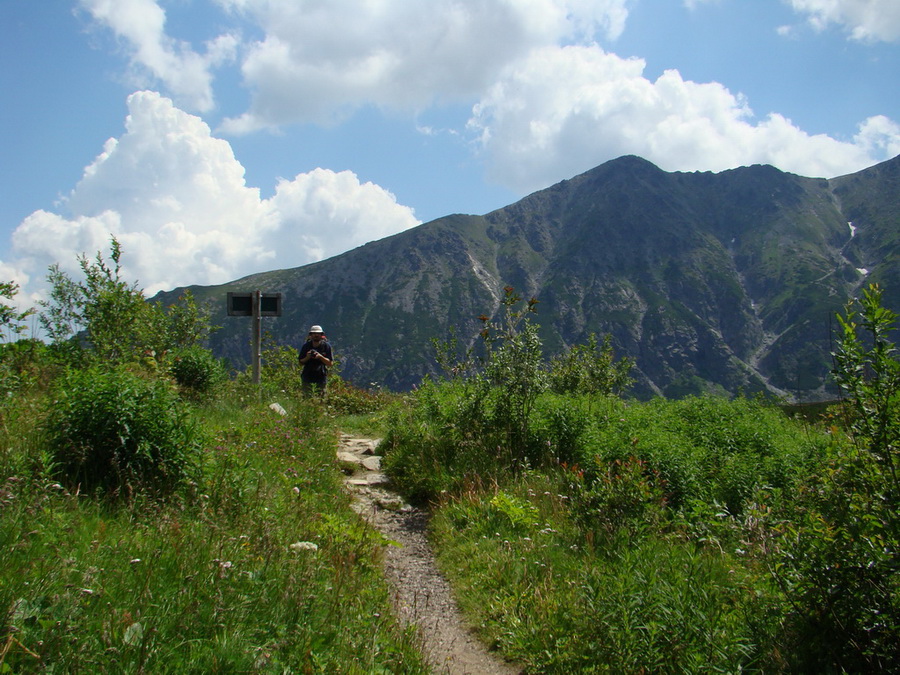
[338,434,522,675]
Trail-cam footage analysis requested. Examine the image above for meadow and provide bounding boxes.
[0,382,429,673]
[380,285,899,672]
[0,246,896,672]
[0,250,426,673]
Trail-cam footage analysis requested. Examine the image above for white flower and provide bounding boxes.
[289,541,318,553]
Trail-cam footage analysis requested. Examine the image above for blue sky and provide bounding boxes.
[1,0,898,310]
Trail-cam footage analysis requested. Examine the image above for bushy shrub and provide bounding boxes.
[381,377,498,502]
[528,393,594,466]
[45,367,203,496]
[586,396,818,515]
[258,336,303,396]
[170,346,227,399]
[324,375,397,415]
[547,332,633,397]
[771,283,900,669]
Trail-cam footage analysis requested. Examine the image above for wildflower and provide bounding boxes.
[289,541,318,552]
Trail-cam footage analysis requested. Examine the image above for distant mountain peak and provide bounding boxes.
[160,155,899,401]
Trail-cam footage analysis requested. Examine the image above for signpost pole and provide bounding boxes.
[252,290,261,384]
[227,291,281,386]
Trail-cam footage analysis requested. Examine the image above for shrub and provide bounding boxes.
[528,393,594,466]
[169,346,227,399]
[40,239,160,365]
[45,367,203,496]
[586,396,818,515]
[548,332,633,398]
[324,375,397,415]
[259,334,303,396]
[479,287,547,452]
[771,282,900,670]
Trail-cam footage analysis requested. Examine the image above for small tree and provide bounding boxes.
[154,289,219,353]
[478,286,547,453]
[39,239,218,368]
[773,282,900,669]
[40,239,159,365]
[832,282,900,502]
[548,332,633,398]
[0,282,39,396]
[0,281,34,340]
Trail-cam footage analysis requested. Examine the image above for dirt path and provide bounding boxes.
[338,434,523,675]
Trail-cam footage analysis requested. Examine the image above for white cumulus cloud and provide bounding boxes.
[787,0,900,42]
[79,0,238,112]
[216,0,632,131]
[468,45,900,194]
[5,91,419,306]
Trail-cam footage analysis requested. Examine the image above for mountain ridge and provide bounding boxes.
[155,154,900,400]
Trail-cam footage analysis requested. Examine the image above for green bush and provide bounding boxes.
[585,396,818,515]
[45,367,203,496]
[169,345,227,399]
[771,282,900,670]
[324,375,397,415]
[528,393,594,466]
[547,332,633,397]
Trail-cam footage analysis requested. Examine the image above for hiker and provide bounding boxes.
[298,325,334,396]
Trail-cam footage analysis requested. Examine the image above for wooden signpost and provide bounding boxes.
[227,291,282,384]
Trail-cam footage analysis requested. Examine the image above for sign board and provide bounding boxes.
[227,292,253,316]
[259,293,282,316]
[227,292,282,317]
[226,290,283,385]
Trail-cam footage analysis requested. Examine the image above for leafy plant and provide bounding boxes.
[832,282,900,502]
[768,282,900,670]
[40,239,160,365]
[169,345,227,400]
[490,490,539,532]
[478,287,547,452]
[324,375,398,415]
[38,240,217,369]
[154,288,219,352]
[0,280,34,340]
[548,332,633,398]
[45,366,204,496]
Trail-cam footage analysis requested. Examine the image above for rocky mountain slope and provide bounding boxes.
[156,154,900,400]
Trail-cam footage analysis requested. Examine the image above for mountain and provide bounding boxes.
[155,154,900,400]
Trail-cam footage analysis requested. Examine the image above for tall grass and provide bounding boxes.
[0,386,427,673]
[382,383,867,671]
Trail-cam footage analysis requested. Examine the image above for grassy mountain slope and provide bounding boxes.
[156,154,900,400]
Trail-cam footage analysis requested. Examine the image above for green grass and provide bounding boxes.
[381,383,897,671]
[2,342,895,672]
[430,476,778,673]
[0,391,427,673]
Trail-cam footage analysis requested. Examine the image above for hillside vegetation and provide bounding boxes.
[381,285,899,672]
[0,252,426,672]
[1,245,897,672]
[161,153,900,402]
